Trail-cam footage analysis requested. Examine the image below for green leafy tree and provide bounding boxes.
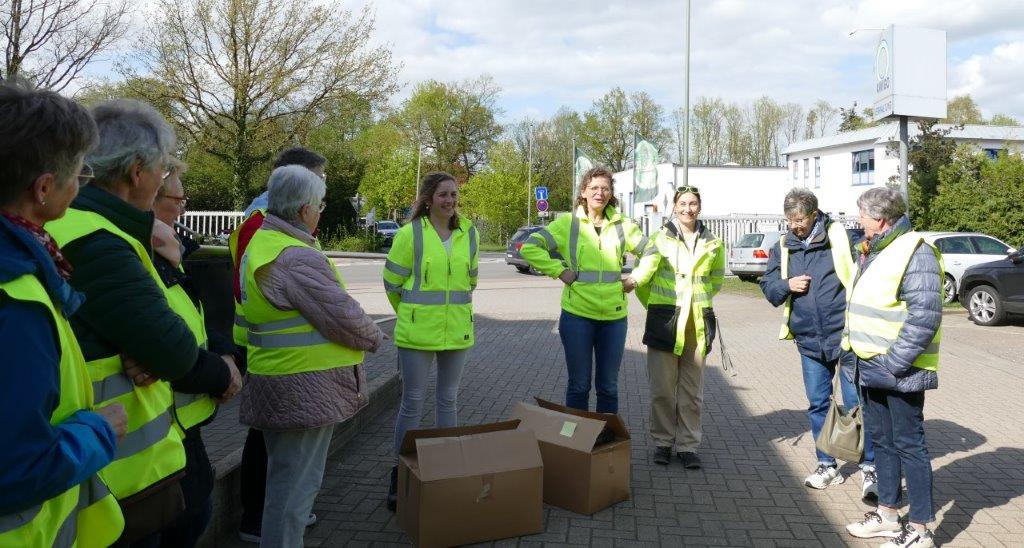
[506,108,582,213]
[894,120,961,227]
[354,122,416,219]
[838,102,867,132]
[460,141,528,244]
[133,0,399,208]
[943,95,983,125]
[989,113,1020,127]
[928,146,1024,246]
[579,88,671,171]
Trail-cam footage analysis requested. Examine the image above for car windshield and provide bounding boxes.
[734,233,764,248]
[377,222,398,230]
[512,228,540,242]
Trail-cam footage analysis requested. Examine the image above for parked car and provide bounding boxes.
[958,246,1024,326]
[922,232,1015,303]
[728,231,785,281]
[375,220,400,245]
[506,226,545,274]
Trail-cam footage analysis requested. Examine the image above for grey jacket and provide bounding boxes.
[854,216,941,393]
[240,214,384,431]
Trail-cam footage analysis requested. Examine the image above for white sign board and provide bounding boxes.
[872,25,947,121]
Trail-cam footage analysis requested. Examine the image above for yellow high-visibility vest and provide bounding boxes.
[841,232,942,371]
[0,274,124,548]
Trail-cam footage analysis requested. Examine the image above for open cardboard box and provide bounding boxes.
[396,420,544,547]
[510,398,631,515]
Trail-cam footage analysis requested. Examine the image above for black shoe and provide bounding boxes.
[653,446,672,465]
[678,451,702,469]
[386,465,398,512]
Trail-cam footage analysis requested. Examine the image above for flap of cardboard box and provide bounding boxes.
[510,401,605,452]
[533,397,630,441]
[399,419,522,455]
[414,428,543,482]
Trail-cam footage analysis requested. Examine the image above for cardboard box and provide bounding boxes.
[396,420,544,547]
[510,398,631,515]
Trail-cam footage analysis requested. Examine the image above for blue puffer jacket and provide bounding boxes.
[853,216,941,393]
[760,212,850,363]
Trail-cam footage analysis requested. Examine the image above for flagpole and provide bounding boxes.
[527,123,533,227]
[572,138,577,205]
[681,0,691,189]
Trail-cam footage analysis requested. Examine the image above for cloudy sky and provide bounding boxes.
[330,0,1024,124]
[97,0,1023,125]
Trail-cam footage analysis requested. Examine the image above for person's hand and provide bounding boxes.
[151,220,182,267]
[788,274,811,294]
[558,269,577,286]
[216,356,243,404]
[123,356,157,387]
[622,277,637,293]
[94,403,128,441]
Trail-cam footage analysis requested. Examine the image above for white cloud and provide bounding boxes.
[950,41,1024,120]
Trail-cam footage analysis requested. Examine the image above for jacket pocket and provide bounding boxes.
[643,304,679,353]
[702,307,717,354]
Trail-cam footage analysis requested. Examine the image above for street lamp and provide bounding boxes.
[527,123,533,227]
[681,0,691,188]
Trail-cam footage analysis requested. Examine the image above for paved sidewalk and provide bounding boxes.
[221,282,1024,547]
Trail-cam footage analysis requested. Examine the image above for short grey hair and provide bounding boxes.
[88,99,176,188]
[267,165,325,221]
[857,187,906,223]
[783,187,818,216]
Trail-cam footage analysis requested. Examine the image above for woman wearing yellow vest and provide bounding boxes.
[0,81,125,548]
[844,188,942,548]
[239,165,383,547]
[45,99,229,544]
[151,161,243,547]
[520,167,648,415]
[625,186,724,469]
[382,171,480,511]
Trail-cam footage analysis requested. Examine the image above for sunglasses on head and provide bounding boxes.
[676,185,700,194]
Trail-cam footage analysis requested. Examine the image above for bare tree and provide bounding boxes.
[2,0,127,91]
[779,102,804,152]
[685,96,726,165]
[812,100,838,137]
[132,0,399,207]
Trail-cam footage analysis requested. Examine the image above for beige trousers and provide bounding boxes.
[647,316,705,452]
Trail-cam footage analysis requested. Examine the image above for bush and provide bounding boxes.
[321,228,379,252]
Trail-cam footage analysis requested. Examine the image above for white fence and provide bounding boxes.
[180,211,245,236]
[699,214,860,259]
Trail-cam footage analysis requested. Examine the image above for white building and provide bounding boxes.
[612,164,788,229]
[781,123,1024,215]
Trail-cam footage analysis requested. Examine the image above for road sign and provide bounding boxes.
[534,186,548,201]
[536,199,549,212]
[538,210,549,218]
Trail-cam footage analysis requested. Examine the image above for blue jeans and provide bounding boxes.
[863,387,934,524]
[392,348,467,457]
[559,310,627,413]
[800,353,875,466]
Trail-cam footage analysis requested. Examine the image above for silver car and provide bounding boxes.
[728,231,785,281]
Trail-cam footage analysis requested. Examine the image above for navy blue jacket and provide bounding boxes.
[0,215,117,515]
[760,212,851,362]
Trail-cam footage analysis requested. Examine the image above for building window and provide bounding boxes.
[984,148,1002,160]
[852,149,875,186]
[803,158,809,187]
[792,160,798,181]
[814,157,821,188]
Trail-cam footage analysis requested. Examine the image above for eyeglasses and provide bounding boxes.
[162,195,188,208]
[317,200,327,213]
[78,163,94,186]
[676,185,700,194]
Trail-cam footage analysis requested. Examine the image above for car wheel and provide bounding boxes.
[967,285,1005,326]
[942,274,957,304]
[737,274,756,282]
[515,265,531,274]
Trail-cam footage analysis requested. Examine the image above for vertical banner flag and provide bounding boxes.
[573,144,595,203]
[633,134,659,202]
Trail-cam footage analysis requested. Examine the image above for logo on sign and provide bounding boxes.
[534,186,548,201]
[875,39,891,93]
[536,199,549,212]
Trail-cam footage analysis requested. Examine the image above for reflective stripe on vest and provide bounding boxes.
[841,232,942,371]
[0,275,124,547]
[568,214,626,284]
[164,262,217,431]
[46,208,187,500]
[241,228,363,375]
[400,220,477,304]
[230,209,265,346]
[779,221,855,340]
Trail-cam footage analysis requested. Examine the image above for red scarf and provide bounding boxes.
[1,212,74,280]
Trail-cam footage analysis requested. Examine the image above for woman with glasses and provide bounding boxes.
[625,185,725,469]
[520,167,648,414]
[238,165,382,546]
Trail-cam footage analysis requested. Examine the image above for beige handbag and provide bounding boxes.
[814,369,864,463]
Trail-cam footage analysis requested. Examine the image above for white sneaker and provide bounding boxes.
[861,468,879,502]
[804,463,844,489]
[846,511,902,539]
[880,523,935,547]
